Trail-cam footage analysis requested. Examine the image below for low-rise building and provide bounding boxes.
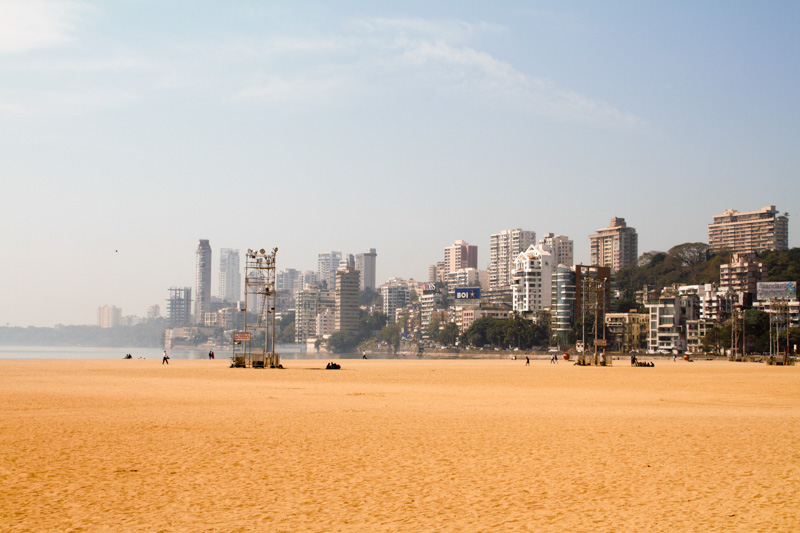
[686,319,717,354]
[646,289,700,353]
[677,283,733,322]
[605,312,649,352]
[459,304,512,332]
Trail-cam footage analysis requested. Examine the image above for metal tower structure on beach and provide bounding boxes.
[231,247,280,368]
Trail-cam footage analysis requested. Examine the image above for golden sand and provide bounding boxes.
[1,358,798,531]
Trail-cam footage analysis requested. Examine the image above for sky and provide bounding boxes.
[1,0,799,327]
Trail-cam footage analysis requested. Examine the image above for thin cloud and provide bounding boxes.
[232,75,347,105]
[354,17,504,43]
[0,88,140,116]
[0,0,90,53]
[9,53,157,73]
[227,16,642,127]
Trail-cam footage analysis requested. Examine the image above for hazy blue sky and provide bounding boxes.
[2,1,798,327]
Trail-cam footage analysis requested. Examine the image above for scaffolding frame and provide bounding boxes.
[579,276,611,366]
[767,297,793,365]
[231,247,280,368]
[729,306,742,361]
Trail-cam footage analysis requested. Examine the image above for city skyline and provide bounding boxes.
[2,1,799,326]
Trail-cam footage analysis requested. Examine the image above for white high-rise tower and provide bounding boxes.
[219,248,241,303]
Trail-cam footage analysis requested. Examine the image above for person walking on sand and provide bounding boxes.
[162,350,170,365]
[525,356,530,366]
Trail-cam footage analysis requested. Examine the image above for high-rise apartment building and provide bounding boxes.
[167,287,192,325]
[511,245,554,315]
[429,261,446,283]
[539,233,574,267]
[443,240,478,274]
[295,287,335,343]
[589,218,638,271]
[381,279,410,323]
[489,229,536,291]
[708,205,788,254]
[218,248,241,304]
[317,251,342,290]
[339,254,355,270]
[355,248,377,291]
[720,253,765,300]
[300,271,318,291]
[446,268,481,288]
[97,305,121,328]
[550,265,576,347]
[335,266,360,334]
[276,268,300,293]
[195,239,212,323]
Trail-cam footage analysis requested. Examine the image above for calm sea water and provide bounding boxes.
[0,345,372,360]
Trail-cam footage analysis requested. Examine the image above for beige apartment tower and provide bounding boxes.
[589,218,638,271]
[489,229,536,291]
[720,253,765,297]
[708,205,788,254]
[335,266,360,334]
[443,240,478,273]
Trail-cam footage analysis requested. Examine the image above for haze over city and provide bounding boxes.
[2,1,798,327]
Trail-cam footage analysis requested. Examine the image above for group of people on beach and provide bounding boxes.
[325,362,341,370]
[630,354,654,367]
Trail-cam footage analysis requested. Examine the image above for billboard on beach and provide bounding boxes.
[756,282,797,301]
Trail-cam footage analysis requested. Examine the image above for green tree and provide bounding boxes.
[360,288,381,307]
[760,248,800,283]
[277,321,295,344]
[461,318,506,348]
[501,315,548,349]
[569,314,596,347]
[701,325,729,355]
[425,318,441,340]
[326,331,361,353]
[437,322,460,346]
[615,298,642,313]
[377,323,402,348]
[360,313,388,338]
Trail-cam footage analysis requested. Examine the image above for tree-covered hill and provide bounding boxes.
[0,320,167,347]
[616,244,800,299]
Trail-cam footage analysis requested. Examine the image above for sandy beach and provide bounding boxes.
[1,357,798,531]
